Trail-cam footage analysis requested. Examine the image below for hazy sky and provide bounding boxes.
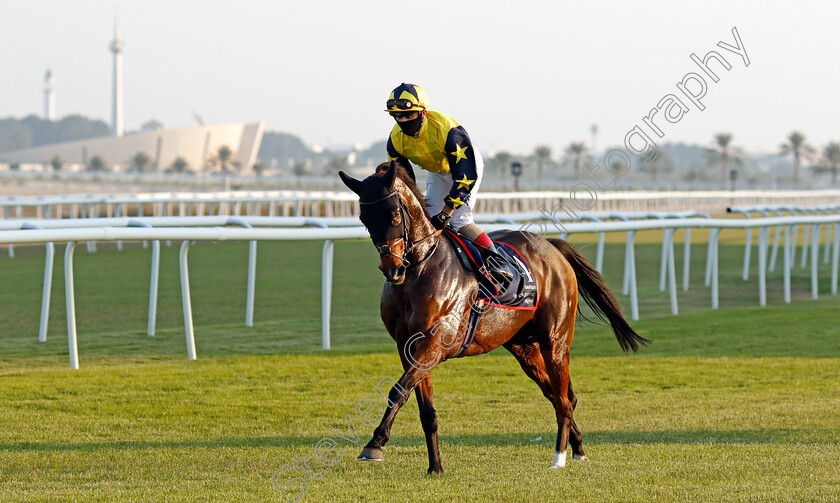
[1,0,836,156]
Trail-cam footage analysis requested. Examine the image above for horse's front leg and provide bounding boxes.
[357,339,439,463]
[415,376,443,474]
[399,341,443,474]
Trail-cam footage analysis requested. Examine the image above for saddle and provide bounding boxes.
[442,228,538,309]
[440,229,538,359]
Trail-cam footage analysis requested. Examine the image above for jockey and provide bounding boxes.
[384,82,511,281]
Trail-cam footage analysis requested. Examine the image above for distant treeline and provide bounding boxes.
[257,131,320,165]
[0,115,380,172]
[257,131,386,171]
[0,115,110,153]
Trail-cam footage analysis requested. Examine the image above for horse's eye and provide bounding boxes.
[390,208,402,227]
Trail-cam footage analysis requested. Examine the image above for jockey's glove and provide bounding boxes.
[431,211,451,231]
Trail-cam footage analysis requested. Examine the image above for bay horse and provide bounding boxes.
[338,162,647,474]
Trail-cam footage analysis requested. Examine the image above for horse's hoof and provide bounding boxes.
[550,450,567,469]
[357,446,383,461]
[573,454,589,462]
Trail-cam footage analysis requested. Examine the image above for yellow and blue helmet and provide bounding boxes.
[385,83,429,112]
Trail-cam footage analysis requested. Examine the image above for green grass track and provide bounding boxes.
[1,233,838,501]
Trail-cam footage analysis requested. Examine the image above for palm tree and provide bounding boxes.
[129,151,152,172]
[815,142,840,184]
[169,157,189,173]
[208,145,239,173]
[779,131,815,182]
[323,155,350,174]
[562,142,591,179]
[292,161,307,176]
[88,155,106,171]
[642,147,672,181]
[706,133,743,182]
[534,145,551,179]
[493,151,512,179]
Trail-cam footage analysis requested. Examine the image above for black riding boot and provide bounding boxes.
[482,242,513,282]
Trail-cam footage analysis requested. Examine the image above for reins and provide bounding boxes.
[407,238,438,271]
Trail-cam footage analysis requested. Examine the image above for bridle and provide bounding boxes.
[359,190,438,270]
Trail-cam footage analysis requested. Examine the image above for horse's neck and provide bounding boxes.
[401,187,435,247]
[405,232,458,288]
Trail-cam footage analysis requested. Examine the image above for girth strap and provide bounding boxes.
[452,300,485,358]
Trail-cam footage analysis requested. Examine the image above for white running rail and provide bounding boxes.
[1,214,839,369]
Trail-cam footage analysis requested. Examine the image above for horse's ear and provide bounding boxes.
[338,171,362,195]
[383,161,397,189]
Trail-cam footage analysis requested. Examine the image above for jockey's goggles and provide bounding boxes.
[386,98,425,111]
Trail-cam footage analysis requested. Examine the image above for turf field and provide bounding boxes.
[1,230,838,502]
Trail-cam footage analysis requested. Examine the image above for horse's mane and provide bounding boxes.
[374,162,428,216]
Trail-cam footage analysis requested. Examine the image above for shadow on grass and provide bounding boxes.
[3,428,837,453]
[442,429,840,446]
[0,436,309,452]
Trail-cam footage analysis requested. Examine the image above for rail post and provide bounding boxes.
[179,240,197,360]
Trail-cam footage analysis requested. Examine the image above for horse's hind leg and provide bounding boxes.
[541,346,574,469]
[505,333,587,462]
[504,334,554,404]
[567,381,587,461]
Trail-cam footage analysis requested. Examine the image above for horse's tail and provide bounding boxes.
[549,238,649,353]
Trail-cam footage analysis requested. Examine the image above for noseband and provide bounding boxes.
[359,190,438,270]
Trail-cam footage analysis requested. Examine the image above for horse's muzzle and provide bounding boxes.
[380,264,407,284]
